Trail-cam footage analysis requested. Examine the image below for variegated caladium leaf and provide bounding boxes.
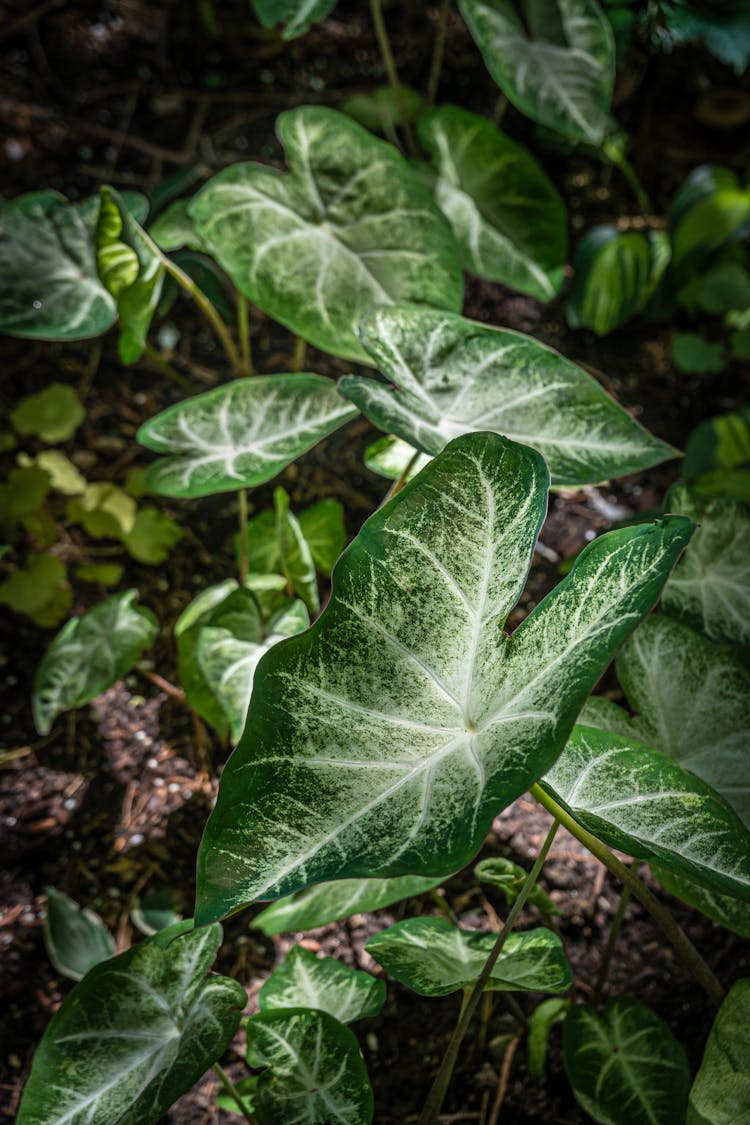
[567,225,670,335]
[274,488,319,613]
[137,375,357,498]
[246,1008,374,1125]
[253,875,446,936]
[662,485,750,647]
[32,589,158,735]
[688,979,750,1125]
[196,432,693,924]
[258,945,385,1024]
[340,306,676,488]
[542,725,750,901]
[363,434,431,482]
[564,997,691,1125]
[418,105,567,301]
[189,106,463,363]
[17,922,245,1125]
[582,615,750,829]
[366,917,572,997]
[43,887,116,982]
[459,0,615,145]
[653,865,750,939]
[250,0,338,40]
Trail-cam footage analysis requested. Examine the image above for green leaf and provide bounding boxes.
[367,917,572,997]
[342,85,425,135]
[275,487,319,613]
[189,106,463,363]
[688,979,750,1125]
[460,0,615,145]
[258,945,385,1023]
[247,1008,373,1125]
[474,857,561,914]
[250,0,338,39]
[0,553,68,624]
[662,485,750,646]
[528,997,568,1083]
[67,482,137,539]
[11,383,85,444]
[568,226,667,335]
[0,193,116,341]
[43,886,115,982]
[217,1077,258,1117]
[664,4,750,73]
[691,262,750,316]
[363,435,431,481]
[131,889,182,936]
[253,875,446,936]
[297,499,346,576]
[74,562,124,586]
[138,375,357,499]
[196,432,693,923]
[21,451,86,495]
[564,996,691,1125]
[652,865,750,939]
[672,333,725,375]
[0,466,51,534]
[123,506,184,565]
[149,199,206,252]
[176,579,239,737]
[682,406,750,502]
[341,306,676,488]
[541,724,750,902]
[669,166,750,274]
[17,922,245,1125]
[32,589,158,735]
[418,105,567,301]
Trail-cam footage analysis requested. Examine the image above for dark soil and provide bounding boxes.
[1,1,749,1121]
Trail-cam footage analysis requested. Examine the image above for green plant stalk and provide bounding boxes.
[427,0,451,106]
[417,820,560,1125]
[143,343,192,391]
[161,255,243,374]
[592,868,633,1007]
[212,1063,256,1124]
[530,784,725,1007]
[238,488,249,587]
[292,335,307,372]
[236,296,253,376]
[369,0,416,155]
[603,141,652,213]
[382,450,421,505]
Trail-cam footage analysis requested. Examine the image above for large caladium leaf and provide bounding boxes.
[196,432,692,923]
[459,0,615,145]
[253,875,445,935]
[189,106,463,363]
[542,725,750,901]
[567,226,670,335]
[564,997,691,1125]
[417,105,567,301]
[138,376,357,498]
[250,0,338,39]
[258,945,385,1024]
[653,865,750,939]
[583,615,750,829]
[662,485,750,647]
[688,979,750,1125]
[32,589,158,735]
[17,922,245,1125]
[366,917,572,997]
[246,1008,374,1125]
[340,307,675,488]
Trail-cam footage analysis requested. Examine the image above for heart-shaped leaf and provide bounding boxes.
[43,887,116,982]
[253,875,446,936]
[541,724,750,901]
[274,488,319,613]
[189,106,463,363]
[460,0,615,144]
[340,307,676,487]
[250,0,338,40]
[176,579,240,737]
[259,945,385,1023]
[196,432,692,923]
[418,105,567,301]
[138,375,357,498]
[564,996,691,1125]
[662,485,750,647]
[32,589,158,735]
[17,922,245,1125]
[567,226,670,335]
[366,916,572,996]
[688,979,750,1125]
[246,1008,373,1125]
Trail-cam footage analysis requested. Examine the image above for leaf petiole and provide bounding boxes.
[213,1063,257,1124]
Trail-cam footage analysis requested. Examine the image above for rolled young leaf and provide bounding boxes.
[258,945,385,1023]
[189,106,463,363]
[567,225,669,335]
[17,922,245,1125]
[196,432,693,923]
[138,375,357,498]
[687,979,750,1125]
[32,589,158,735]
[340,306,676,487]
[474,857,561,914]
[366,916,572,996]
[253,875,446,935]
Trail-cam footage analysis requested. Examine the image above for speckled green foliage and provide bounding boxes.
[688,979,750,1125]
[196,432,692,923]
[567,226,669,335]
[258,945,385,1024]
[340,306,676,488]
[366,916,572,997]
[17,923,245,1125]
[250,0,338,40]
[253,875,445,935]
[189,106,463,363]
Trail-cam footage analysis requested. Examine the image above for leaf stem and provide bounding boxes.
[427,0,451,106]
[213,1063,256,1124]
[369,0,416,155]
[530,784,725,1007]
[236,295,253,376]
[292,335,307,372]
[417,820,560,1125]
[592,866,633,1007]
[161,255,243,374]
[143,343,192,391]
[382,449,421,505]
[238,488,249,586]
[603,142,653,213]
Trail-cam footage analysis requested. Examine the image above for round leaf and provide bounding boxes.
[11,383,85,444]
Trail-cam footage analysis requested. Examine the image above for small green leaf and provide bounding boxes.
[672,333,725,375]
[67,483,137,539]
[0,553,67,621]
[250,0,338,39]
[149,199,206,252]
[568,226,667,335]
[564,997,691,1125]
[17,922,245,1125]
[366,917,572,997]
[363,434,431,482]
[32,589,158,734]
[138,376,357,499]
[688,979,750,1125]
[11,383,85,444]
[74,562,125,586]
[669,165,750,274]
[176,579,239,737]
[275,487,319,613]
[123,506,184,564]
[247,1008,373,1125]
[528,996,568,1083]
[259,945,385,1023]
[43,886,115,982]
[683,406,750,502]
[0,466,51,534]
[216,1077,258,1117]
[474,857,561,915]
[691,262,750,315]
[22,451,86,495]
[342,84,425,134]
[131,889,182,936]
[297,499,346,576]
[253,875,446,936]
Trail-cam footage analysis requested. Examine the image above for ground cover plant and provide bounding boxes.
[1,0,749,1122]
